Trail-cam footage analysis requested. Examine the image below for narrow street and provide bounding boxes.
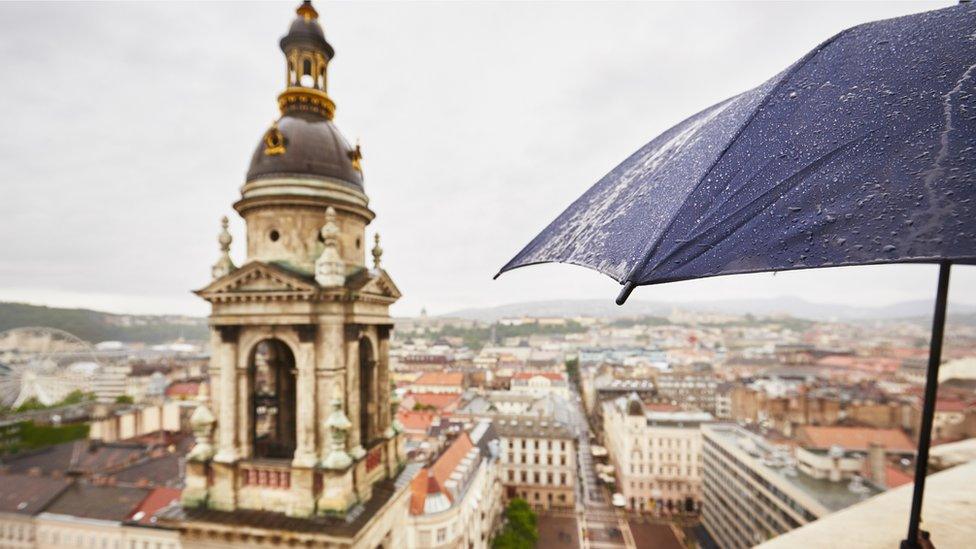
[566,384,635,549]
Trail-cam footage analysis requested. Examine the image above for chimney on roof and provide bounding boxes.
[868,442,886,489]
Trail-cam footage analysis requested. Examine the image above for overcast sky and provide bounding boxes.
[0,0,972,317]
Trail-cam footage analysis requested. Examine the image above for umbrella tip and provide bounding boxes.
[615,280,637,306]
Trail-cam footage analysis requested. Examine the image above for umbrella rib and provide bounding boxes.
[649,136,865,272]
[616,27,854,303]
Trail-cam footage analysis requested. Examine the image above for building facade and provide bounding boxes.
[407,423,503,549]
[495,417,576,511]
[158,2,411,547]
[701,423,881,548]
[603,394,712,513]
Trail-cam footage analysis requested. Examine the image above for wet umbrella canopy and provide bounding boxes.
[497,4,976,297]
[497,3,976,548]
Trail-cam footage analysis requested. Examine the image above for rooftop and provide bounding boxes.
[0,474,70,515]
[410,433,477,515]
[757,461,976,549]
[163,464,422,538]
[412,372,464,387]
[795,425,915,454]
[492,417,573,440]
[706,424,883,514]
[43,483,151,522]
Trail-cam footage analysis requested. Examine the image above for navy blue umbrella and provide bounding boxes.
[497,4,976,547]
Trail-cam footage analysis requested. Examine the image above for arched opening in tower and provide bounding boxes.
[359,337,377,449]
[250,339,297,460]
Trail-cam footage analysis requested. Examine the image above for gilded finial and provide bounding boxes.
[371,233,383,270]
[348,140,363,172]
[297,0,318,21]
[211,216,236,279]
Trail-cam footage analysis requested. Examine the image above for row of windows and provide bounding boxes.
[506,469,569,486]
[702,442,806,532]
[629,463,700,477]
[36,529,176,549]
[703,436,817,522]
[504,452,569,466]
[627,479,695,493]
[0,522,31,542]
[505,438,568,451]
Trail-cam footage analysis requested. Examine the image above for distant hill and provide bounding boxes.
[0,302,207,344]
[442,297,976,322]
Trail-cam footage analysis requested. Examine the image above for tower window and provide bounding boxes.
[301,58,314,87]
[250,339,297,460]
[269,230,280,242]
[356,237,361,250]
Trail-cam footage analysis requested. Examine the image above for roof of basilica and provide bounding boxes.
[246,112,364,189]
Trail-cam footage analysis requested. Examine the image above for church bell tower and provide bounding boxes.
[170,3,409,547]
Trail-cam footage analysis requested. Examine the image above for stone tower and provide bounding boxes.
[168,3,410,547]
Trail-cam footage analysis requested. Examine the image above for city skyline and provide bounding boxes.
[2,0,974,317]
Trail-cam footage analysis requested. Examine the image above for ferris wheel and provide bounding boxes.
[0,327,101,410]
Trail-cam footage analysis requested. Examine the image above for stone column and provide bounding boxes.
[236,363,251,459]
[317,322,345,462]
[345,325,364,459]
[292,325,318,468]
[377,325,392,437]
[213,326,240,463]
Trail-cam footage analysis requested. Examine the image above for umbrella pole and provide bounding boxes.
[901,260,952,549]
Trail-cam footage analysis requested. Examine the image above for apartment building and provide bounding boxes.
[701,423,883,548]
[495,417,576,511]
[603,394,713,513]
[407,422,503,549]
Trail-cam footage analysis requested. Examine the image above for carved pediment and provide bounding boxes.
[196,261,318,302]
[349,268,402,301]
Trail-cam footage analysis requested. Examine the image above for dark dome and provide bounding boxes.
[280,11,334,58]
[246,112,363,188]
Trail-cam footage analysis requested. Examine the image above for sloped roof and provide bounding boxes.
[0,474,70,515]
[2,440,147,477]
[165,381,200,398]
[408,433,476,516]
[512,371,565,381]
[431,433,474,488]
[113,453,182,487]
[44,484,150,522]
[407,392,462,411]
[796,426,915,453]
[396,410,437,432]
[413,372,464,387]
[129,487,181,525]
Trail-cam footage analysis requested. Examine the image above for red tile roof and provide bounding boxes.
[412,372,464,387]
[885,466,914,488]
[130,487,181,524]
[409,433,475,516]
[796,426,915,453]
[165,381,200,398]
[431,433,474,488]
[406,392,462,411]
[396,410,437,432]
[935,399,971,412]
[408,468,434,515]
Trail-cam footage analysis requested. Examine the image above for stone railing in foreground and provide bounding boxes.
[757,460,976,548]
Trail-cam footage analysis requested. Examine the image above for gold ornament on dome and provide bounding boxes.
[263,124,286,156]
[348,141,363,172]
